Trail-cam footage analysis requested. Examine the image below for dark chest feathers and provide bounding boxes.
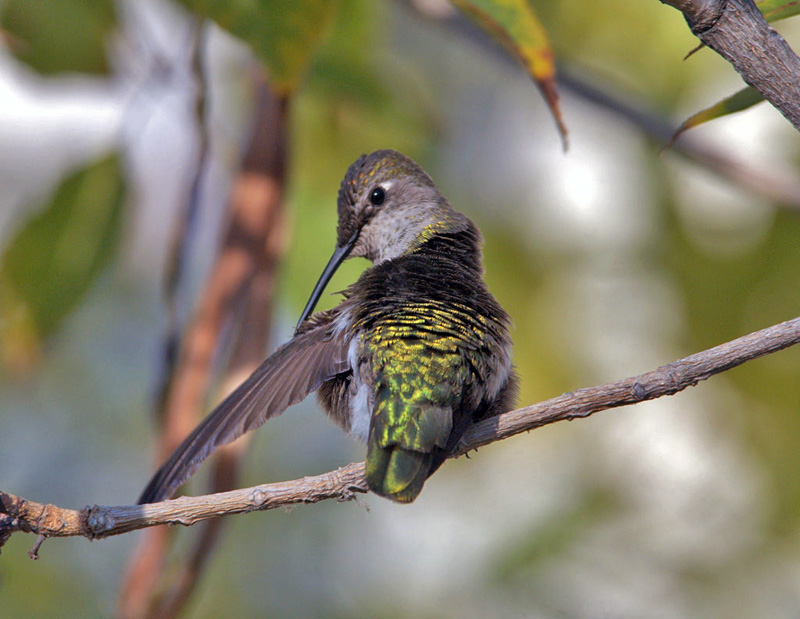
[318,225,517,433]
[355,228,506,326]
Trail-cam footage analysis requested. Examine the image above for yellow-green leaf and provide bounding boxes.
[0,155,126,375]
[668,86,764,147]
[0,0,116,74]
[177,0,340,92]
[452,0,566,145]
[757,0,800,22]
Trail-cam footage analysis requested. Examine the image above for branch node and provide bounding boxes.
[318,467,368,503]
[337,486,359,503]
[325,472,350,502]
[684,0,725,34]
[248,487,269,507]
[83,505,115,538]
[662,364,684,395]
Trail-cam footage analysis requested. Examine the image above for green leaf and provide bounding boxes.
[177,0,341,92]
[0,155,126,375]
[0,0,116,74]
[451,0,566,145]
[667,86,765,147]
[757,0,800,22]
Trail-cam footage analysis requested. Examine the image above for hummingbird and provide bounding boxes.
[138,149,517,505]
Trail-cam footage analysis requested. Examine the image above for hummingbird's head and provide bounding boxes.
[335,150,458,263]
[296,150,465,330]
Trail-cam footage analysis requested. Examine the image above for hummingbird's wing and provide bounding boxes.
[138,311,351,504]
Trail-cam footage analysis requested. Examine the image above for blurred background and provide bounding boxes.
[2,0,800,617]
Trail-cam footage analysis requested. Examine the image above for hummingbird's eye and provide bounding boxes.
[369,186,386,206]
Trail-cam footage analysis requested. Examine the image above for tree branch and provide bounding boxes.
[659,0,800,130]
[2,316,798,555]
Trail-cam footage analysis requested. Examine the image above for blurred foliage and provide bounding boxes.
[532,0,700,107]
[175,0,563,131]
[0,155,125,376]
[175,0,341,92]
[759,0,800,22]
[662,178,800,534]
[0,537,98,615]
[452,0,564,141]
[664,206,800,353]
[490,486,620,584]
[280,0,435,315]
[0,0,116,74]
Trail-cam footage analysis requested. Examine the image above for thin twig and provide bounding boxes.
[2,316,798,551]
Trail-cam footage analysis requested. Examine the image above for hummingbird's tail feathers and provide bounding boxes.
[371,401,454,452]
[363,401,454,503]
[137,315,351,505]
[365,443,432,503]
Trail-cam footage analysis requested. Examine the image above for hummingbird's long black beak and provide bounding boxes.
[295,229,360,332]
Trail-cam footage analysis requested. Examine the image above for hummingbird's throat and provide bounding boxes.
[359,204,460,264]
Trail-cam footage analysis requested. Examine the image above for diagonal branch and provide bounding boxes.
[659,0,800,130]
[2,316,799,554]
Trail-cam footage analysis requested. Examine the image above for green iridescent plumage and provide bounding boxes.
[363,302,500,500]
[339,203,516,502]
[138,150,516,506]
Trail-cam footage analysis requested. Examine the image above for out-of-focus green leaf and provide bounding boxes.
[0,0,116,74]
[304,1,390,113]
[177,0,340,92]
[758,0,800,22]
[667,86,764,146]
[0,155,126,375]
[290,0,434,190]
[451,0,566,145]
